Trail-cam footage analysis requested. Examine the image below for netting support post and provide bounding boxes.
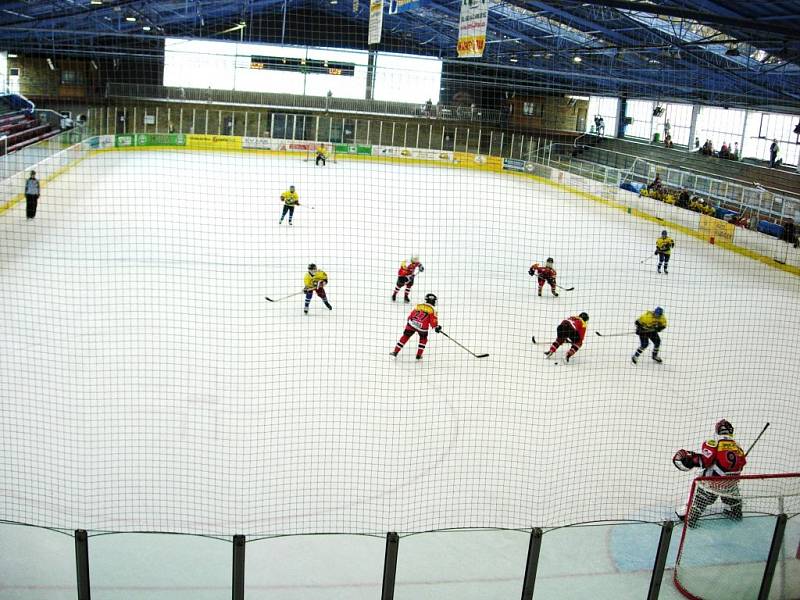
[232,535,245,600]
[520,527,543,600]
[646,520,673,600]
[758,513,787,600]
[75,529,91,600]
[381,532,399,600]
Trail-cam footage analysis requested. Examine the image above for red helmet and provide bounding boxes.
[715,419,734,436]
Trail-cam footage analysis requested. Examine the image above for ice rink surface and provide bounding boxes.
[1,150,799,541]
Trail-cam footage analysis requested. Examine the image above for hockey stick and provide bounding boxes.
[745,422,770,456]
[595,331,635,337]
[555,284,575,292]
[439,331,489,358]
[640,254,655,264]
[265,290,306,303]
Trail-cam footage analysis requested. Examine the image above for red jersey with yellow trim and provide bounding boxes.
[698,435,747,477]
[398,260,424,278]
[565,316,587,344]
[407,303,438,332]
[530,263,557,282]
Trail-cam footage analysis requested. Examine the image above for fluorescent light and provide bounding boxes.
[90,0,102,4]
[567,95,589,101]
[573,56,582,63]
[90,60,99,70]
[47,58,55,70]
[125,15,136,22]
[142,25,151,31]
[8,53,18,58]
[509,56,518,63]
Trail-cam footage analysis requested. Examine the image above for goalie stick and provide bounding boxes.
[745,422,770,456]
[265,290,306,303]
[439,330,489,358]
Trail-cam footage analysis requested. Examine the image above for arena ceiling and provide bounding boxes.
[1,0,799,109]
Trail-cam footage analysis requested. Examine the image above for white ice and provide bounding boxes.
[1,149,799,595]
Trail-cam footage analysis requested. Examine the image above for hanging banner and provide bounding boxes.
[388,0,429,14]
[457,0,488,58]
[368,0,384,45]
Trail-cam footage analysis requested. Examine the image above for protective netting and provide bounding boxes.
[1,2,800,537]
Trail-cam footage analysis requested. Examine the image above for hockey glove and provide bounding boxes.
[418,265,425,273]
[528,267,536,276]
[672,449,697,471]
[434,326,442,333]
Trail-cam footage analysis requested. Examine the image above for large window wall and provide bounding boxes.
[585,96,619,137]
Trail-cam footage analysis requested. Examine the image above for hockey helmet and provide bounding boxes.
[424,293,437,306]
[411,256,420,263]
[308,263,317,274]
[661,230,668,237]
[716,419,734,436]
[579,312,589,322]
[546,257,554,265]
[290,185,296,192]
[654,307,664,317]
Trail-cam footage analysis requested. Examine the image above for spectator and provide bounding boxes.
[677,189,690,209]
[664,133,673,148]
[701,139,714,156]
[694,136,700,149]
[425,99,433,117]
[782,218,798,248]
[647,173,663,192]
[732,141,739,160]
[769,140,780,168]
[730,212,749,228]
[24,170,40,219]
[719,142,729,159]
[664,120,671,139]
[594,114,605,136]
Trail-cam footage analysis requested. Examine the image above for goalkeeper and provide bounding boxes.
[673,419,747,527]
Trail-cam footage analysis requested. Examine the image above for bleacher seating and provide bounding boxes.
[596,137,800,197]
[0,94,60,156]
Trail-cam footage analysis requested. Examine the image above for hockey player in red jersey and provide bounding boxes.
[529,258,558,297]
[544,312,588,362]
[392,256,425,302]
[673,419,747,527]
[391,293,441,360]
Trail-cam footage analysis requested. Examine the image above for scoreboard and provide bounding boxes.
[250,56,356,77]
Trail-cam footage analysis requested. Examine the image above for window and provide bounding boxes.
[61,70,81,84]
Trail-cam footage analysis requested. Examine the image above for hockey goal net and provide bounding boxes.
[674,473,800,600]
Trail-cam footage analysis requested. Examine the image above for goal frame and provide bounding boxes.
[673,472,800,600]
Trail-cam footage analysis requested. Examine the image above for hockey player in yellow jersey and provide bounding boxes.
[303,263,332,314]
[655,230,675,274]
[279,185,300,225]
[632,307,667,364]
[315,145,327,166]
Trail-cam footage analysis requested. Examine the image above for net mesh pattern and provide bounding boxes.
[0,1,799,537]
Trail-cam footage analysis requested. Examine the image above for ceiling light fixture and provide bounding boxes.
[509,56,518,63]
[125,15,137,22]
[8,53,18,58]
[725,45,740,57]
[142,25,151,31]
[573,56,582,63]
[47,58,55,70]
[90,60,99,70]
[90,0,102,4]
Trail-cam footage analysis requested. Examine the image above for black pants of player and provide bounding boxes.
[687,485,742,527]
[280,205,295,223]
[656,252,670,271]
[636,331,660,352]
[316,155,326,166]
[26,194,39,219]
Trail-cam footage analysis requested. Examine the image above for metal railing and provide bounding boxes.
[105,82,504,124]
[537,142,800,225]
